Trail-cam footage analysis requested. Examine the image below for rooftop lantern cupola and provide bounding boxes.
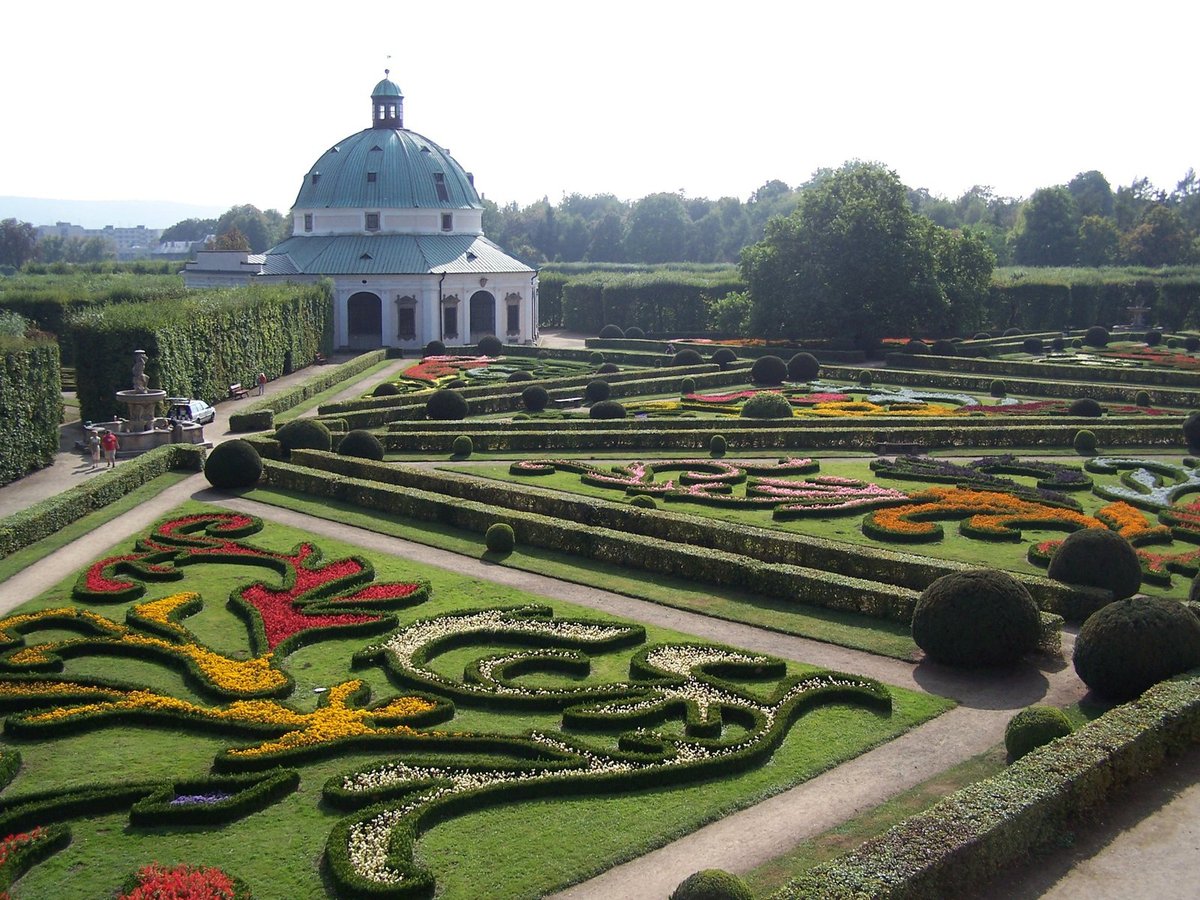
[371,70,404,129]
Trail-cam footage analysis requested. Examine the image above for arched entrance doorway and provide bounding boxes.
[469,291,495,343]
[347,292,382,349]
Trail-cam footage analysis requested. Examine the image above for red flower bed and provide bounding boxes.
[118,862,244,900]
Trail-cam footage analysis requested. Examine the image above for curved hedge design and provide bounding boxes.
[1086,456,1200,510]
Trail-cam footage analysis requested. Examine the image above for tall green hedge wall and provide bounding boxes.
[71,282,332,424]
[558,269,744,333]
[0,335,62,486]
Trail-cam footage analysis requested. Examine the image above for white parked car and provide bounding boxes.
[167,398,215,425]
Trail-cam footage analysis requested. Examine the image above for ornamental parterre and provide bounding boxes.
[0,510,896,897]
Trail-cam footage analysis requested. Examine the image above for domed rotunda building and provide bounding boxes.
[185,73,537,351]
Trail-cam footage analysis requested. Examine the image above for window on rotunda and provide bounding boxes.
[366,213,380,231]
[367,172,377,183]
[434,173,449,202]
[441,214,452,232]
[304,214,313,232]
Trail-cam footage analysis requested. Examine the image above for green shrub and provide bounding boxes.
[740,391,793,419]
[710,434,727,457]
[858,370,873,387]
[787,352,820,381]
[990,379,1007,397]
[931,339,957,356]
[629,494,657,510]
[1073,596,1200,701]
[599,324,625,338]
[911,570,1041,667]
[275,419,332,458]
[585,379,611,403]
[204,440,263,489]
[673,348,704,366]
[426,389,469,421]
[906,339,930,353]
[1187,335,1200,352]
[372,382,400,397]
[1134,390,1152,407]
[1184,411,1200,449]
[1073,429,1098,455]
[1071,338,1083,348]
[973,331,991,340]
[597,362,619,374]
[1068,397,1104,417]
[711,347,737,369]
[1005,706,1073,761]
[1023,337,1044,354]
[680,376,697,395]
[1167,337,1180,349]
[336,429,384,461]
[669,869,752,900]
[521,385,550,412]
[750,355,787,385]
[476,335,502,356]
[1145,330,1163,347]
[452,435,473,458]
[589,351,606,365]
[1051,336,1065,351]
[1048,528,1140,599]
[506,370,533,383]
[589,400,626,420]
[424,340,446,357]
[1002,327,1022,337]
[1084,325,1109,347]
[625,326,645,339]
[485,522,515,553]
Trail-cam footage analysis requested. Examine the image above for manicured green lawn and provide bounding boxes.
[3,501,949,899]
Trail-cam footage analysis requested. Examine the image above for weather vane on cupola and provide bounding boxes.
[371,58,404,129]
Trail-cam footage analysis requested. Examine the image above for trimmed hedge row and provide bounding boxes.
[0,443,204,559]
[0,335,62,486]
[285,452,1110,621]
[71,282,332,424]
[228,349,388,432]
[773,675,1200,900]
[885,351,1200,389]
[559,269,744,333]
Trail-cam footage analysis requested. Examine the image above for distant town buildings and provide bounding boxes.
[36,222,163,260]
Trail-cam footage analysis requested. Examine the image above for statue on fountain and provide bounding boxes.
[132,349,149,393]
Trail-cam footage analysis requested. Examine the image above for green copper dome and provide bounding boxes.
[372,74,403,98]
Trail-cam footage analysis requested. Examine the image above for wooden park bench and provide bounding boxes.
[229,383,250,400]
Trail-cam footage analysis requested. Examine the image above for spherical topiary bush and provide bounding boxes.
[1084,325,1109,347]
[669,869,752,900]
[1145,330,1163,347]
[373,381,400,397]
[858,370,873,387]
[1184,411,1200,450]
[911,570,1041,667]
[1047,528,1141,599]
[1002,327,1022,337]
[424,340,446,357]
[597,362,619,374]
[740,391,793,420]
[1023,337,1044,355]
[521,385,549,412]
[337,429,384,461]
[787,352,820,382]
[750,355,787,385]
[680,376,696,395]
[589,400,626,420]
[1168,337,1180,349]
[1073,596,1200,702]
[673,348,704,367]
[446,378,468,388]
[476,335,503,356]
[485,522,515,554]
[1051,336,1065,351]
[710,434,727,457]
[711,347,737,369]
[598,324,625,339]
[1071,338,1083,348]
[1004,707,1073,761]
[204,439,263,489]
[990,379,1007,397]
[1134,390,1152,407]
[589,351,606,365]
[973,331,992,340]
[452,435,473,458]
[1190,575,1200,604]
[275,419,332,457]
[585,379,611,403]
[1068,397,1104,417]
[1187,335,1200,352]
[629,494,657,510]
[426,389,469,421]
[625,326,645,340]
[931,339,957,356]
[1073,429,1098,455]
[905,339,930,354]
[506,370,533,383]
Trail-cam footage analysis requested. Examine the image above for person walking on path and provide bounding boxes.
[257,372,267,396]
[100,430,119,468]
[87,432,101,469]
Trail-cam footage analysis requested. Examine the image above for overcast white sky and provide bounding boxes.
[2,0,1195,220]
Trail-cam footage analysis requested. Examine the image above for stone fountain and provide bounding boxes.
[84,350,206,456]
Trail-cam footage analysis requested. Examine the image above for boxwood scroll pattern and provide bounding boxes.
[328,616,892,897]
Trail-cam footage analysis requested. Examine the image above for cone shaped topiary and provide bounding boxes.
[337,429,384,461]
[1047,528,1141,600]
[912,570,1041,667]
[204,439,263,489]
[1073,596,1200,701]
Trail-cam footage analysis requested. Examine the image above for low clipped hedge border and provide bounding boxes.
[885,349,1200,389]
[229,349,388,432]
[0,444,204,560]
[772,675,1200,900]
[127,769,300,827]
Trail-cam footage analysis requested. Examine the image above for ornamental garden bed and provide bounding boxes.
[0,502,945,899]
